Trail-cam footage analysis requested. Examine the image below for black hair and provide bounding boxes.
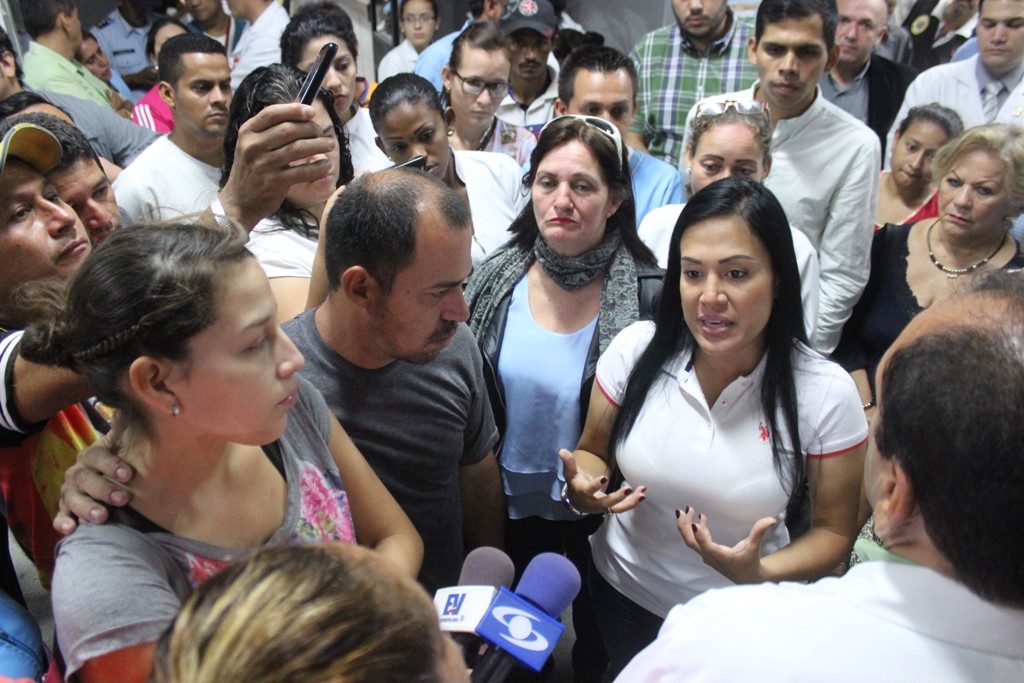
[147,16,190,61]
[508,116,655,264]
[399,0,439,16]
[552,29,605,64]
[0,25,24,83]
[557,44,636,104]
[280,2,358,66]
[5,112,98,172]
[755,0,839,51]
[895,103,964,140]
[609,178,808,499]
[876,273,1024,608]
[323,169,471,293]
[368,72,443,131]
[20,224,251,439]
[221,64,353,238]
[157,33,226,86]
[19,0,75,39]
[0,91,72,122]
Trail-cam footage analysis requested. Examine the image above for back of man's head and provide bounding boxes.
[8,111,97,173]
[158,33,226,87]
[877,272,1024,608]
[756,0,839,50]
[557,45,637,105]
[323,169,471,293]
[21,0,76,40]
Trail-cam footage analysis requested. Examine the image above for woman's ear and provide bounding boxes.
[127,356,179,417]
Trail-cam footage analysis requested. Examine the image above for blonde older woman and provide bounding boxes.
[835,123,1024,416]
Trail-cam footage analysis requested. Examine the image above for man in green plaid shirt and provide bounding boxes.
[628,1,759,172]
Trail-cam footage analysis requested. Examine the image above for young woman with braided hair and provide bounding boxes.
[21,224,420,683]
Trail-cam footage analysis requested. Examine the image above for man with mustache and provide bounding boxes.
[495,0,561,135]
[686,0,881,355]
[279,169,505,593]
[113,33,231,222]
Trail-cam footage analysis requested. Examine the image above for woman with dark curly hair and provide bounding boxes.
[221,64,353,322]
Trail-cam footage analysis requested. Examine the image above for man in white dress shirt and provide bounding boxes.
[687,0,880,353]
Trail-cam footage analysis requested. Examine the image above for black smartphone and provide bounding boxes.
[296,42,338,105]
[391,155,427,170]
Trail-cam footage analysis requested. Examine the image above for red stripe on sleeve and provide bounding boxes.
[596,377,620,408]
[808,437,868,460]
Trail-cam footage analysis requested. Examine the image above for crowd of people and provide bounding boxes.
[0,0,1021,681]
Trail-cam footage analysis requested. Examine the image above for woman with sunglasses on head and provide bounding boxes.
[21,224,420,683]
[466,115,662,682]
[220,64,354,324]
[369,72,528,264]
[835,123,1024,421]
[441,23,537,168]
[377,0,441,81]
[561,177,867,677]
[280,3,391,174]
[639,100,821,339]
[874,104,963,229]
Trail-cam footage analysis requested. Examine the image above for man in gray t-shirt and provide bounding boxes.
[283,169,504,592]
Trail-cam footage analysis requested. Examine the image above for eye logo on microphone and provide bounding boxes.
[490,606,550,651]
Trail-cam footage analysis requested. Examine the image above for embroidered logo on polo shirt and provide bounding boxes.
[759,422,770,442]
[517,0,540,16]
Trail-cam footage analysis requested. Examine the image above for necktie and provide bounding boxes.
[983,81,1006,123]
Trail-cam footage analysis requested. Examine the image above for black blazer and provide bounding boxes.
[866,55,918,161]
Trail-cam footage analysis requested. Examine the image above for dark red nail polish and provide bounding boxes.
[691,524,699,534]
[684,505,691,514]
[675,509,681,518]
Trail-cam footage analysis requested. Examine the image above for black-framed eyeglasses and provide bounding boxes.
[451,69,511,99]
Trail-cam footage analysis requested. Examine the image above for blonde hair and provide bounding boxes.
[150,544,447,683]
[932,123,1024,207]
[687,107,773,167]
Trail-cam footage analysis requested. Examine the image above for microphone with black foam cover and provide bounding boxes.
[434,547,516,666]
[470,552,582,683]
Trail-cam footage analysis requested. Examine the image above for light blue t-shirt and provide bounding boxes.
[498,276,598,521]
[414,21,471,91]
[629,148,685,226]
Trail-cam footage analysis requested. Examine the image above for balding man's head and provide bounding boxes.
[870,273,1024,608]
[323,169,471,293]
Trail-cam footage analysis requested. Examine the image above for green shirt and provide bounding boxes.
[23,42,115,111]
[629,12,759,172]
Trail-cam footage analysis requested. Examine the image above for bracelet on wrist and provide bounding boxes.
[560,483,590,516]
[863,399,876,410]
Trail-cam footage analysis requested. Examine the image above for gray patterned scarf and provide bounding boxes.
[466,230,639,354]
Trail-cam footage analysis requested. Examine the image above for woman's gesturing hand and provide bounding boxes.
[676,506,776,585]
[558,448,646,515]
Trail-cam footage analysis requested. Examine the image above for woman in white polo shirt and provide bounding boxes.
[561,178,868,677]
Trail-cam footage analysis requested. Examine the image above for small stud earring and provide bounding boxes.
[171,404,180,417]
[685,166,692,175]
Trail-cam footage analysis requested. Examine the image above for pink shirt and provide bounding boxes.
[132,84,174,133]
